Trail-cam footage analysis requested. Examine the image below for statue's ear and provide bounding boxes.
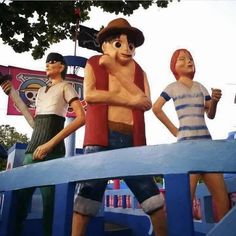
[60,64,65,73]
[101,42,106,53]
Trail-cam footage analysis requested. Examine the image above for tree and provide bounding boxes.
[0,124,29,171]
[0,0,179,59]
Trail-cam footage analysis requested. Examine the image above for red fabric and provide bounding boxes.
[132,63,146,146]
[83,56,109,147]
[170,48,195,80]
[83,55,146,147]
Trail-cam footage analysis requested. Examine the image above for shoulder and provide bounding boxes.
[165,81,178,89]
[87,55,102,65]
[134,60,144,72]
[162,82,179,98]
[194,81,205,88]
[193,81,210,97]
[86,55,103,72]
[61,81,74,89]
[194,81,208,91]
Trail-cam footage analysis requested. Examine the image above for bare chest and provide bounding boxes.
[108,71,134,91]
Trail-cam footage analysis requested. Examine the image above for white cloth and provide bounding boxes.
[36,81,78,117]
[161,81,212,141]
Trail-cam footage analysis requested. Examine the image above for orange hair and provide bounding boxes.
[170,48,195,80]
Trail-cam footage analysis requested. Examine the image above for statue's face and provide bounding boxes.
[175,50,195,78]
[45,61,64,78]
[102,34,135,65]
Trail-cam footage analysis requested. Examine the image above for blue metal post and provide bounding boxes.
[65,117,76,157]
[0,191,17,236]
[52,183,75,236]
[165,173,194,236]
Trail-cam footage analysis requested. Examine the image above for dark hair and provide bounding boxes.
[46,52,67,79]
[103,33,135,45]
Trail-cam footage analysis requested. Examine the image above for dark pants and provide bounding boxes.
[74,130,163,216]
[14,153,63,236]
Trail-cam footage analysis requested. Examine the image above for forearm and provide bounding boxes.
[207,100,218,119]
[9,86,35,128]
[33,101,85,160]
[47,115,85,148]
[1,80,34,128]
[153,109,178,137]
[98,56,144,96]
[85,89,132,107]
[207,88,221,119]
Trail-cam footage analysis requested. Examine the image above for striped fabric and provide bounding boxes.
[26,81,78,154]
[26,114,65,154]
[161,81,212,141]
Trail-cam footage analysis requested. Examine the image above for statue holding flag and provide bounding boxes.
[0,52,85,236]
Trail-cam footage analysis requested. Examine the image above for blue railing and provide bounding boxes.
[104,177,236,236]
[0,139,236,235]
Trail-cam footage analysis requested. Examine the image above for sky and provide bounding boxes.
[0,0,236,148]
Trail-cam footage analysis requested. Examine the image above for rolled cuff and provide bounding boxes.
[73,195,102,216]
[140,193,165,214]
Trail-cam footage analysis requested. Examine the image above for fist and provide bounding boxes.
[0,80,12,95]
[211,88,222,102]
[133,93,152,111]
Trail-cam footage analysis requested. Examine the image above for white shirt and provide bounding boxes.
[161,81,212,141]
[35,81,78,117]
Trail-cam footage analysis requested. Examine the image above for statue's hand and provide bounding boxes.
[131,93,152,111]
[33,142,53,160]
[0,80,12,95]
[211,88,222,102]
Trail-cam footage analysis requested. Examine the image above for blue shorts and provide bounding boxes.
[74,130,164,216]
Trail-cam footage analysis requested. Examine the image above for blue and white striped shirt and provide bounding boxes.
[161,81,212,141]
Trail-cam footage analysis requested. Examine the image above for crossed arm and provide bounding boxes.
[84,61,152,111]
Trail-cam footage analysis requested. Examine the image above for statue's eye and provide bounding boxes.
[129,43,134,51]
[114,41,121,48]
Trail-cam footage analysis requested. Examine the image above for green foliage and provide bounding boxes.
[0,0,178,59]
[0,124,29,171]
[154,175,164,186]
[0,159,6,172]
[0,124,29,149]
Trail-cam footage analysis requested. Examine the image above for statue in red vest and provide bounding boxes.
[72,18,167,236]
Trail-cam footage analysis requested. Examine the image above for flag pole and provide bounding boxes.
[65,6,81,157]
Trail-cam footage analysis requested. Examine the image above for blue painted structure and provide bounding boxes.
[104,177,236,236]
[64,55,87,68]
[0,140,236,235]
[63,55,87,157]
[228,131,236,140]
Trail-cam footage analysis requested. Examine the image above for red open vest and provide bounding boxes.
[83,55,146,147]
